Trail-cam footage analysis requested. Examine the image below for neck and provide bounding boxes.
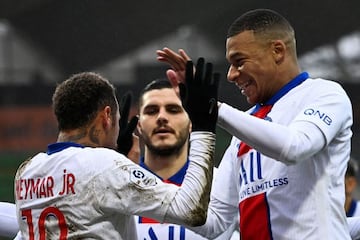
[57,129,99,148]
[143,146,188,180]
[345,195,352,214]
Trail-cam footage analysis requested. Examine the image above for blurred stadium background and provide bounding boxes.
[1,1,360,238]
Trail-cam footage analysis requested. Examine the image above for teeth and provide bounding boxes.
[239,81,250,90]
[237,81,251,95]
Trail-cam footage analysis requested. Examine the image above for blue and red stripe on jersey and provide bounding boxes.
[237,72,309,239]
[237,72,309,157]
[138,157,189,224]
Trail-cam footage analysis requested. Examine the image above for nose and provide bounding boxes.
[156,108,169,124]
[227,65,240,83]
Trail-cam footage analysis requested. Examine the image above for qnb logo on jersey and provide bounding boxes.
[130,167,157,187]
[303,108,332,126]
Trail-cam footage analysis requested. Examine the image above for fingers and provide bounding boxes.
[194,58,205,83]
[126,134,140,164]
[178,83,187,103]
[186,60,195,85]
[119,92,132,126]
[156,47,188,71]
[178,48,195,76]
[204,62,213,84]
[178,49,191,62]
[212,72,221,87]
[166,70,181,96]
[157,48,192,85]
[166,69,179,86]
[127,116,139,134]
[208,98,217,114]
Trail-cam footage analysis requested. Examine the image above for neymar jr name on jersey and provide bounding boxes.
[15,169,75,200]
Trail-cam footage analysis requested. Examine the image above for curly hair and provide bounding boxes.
[52,72,118,131]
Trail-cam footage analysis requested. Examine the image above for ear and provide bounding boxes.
[136,116,143,135]
[102,106,112,129]
[272,40,286,64]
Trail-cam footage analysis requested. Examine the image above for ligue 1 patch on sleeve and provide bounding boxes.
[129,167,158,188]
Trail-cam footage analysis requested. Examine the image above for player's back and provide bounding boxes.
[15,142,137,239]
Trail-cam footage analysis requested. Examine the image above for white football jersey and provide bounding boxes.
[15,132,215,240]
[135,160,239,240]
[200,73,353,239]
[0,202,19,238]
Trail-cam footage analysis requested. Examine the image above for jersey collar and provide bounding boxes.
[139,156,189,185]
[47,142,84,155]
[347,199,357,217]
[252,72,309,114]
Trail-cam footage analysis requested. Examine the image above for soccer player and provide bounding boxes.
[156,8,353,239]
[135,78,239,239]
[14,61,220,239]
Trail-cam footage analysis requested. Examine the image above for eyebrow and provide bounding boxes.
[227,52,243,61]
[142,103,182,110]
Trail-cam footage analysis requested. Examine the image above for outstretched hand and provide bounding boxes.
[180,58,220,133]
[156,47,192,94]
[117,92,139,160]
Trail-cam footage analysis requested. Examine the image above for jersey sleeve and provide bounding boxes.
[290,85,353,145]
[0,202,19,238]
[217,82,353,165]
[189,137,240,238]
[347,216,360,240]
[95,131,216,227]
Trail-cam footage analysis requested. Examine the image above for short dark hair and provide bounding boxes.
[227,8,295,42]
[52,72,118,131]
[138,79,174,108]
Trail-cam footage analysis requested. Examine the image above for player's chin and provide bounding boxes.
[152,133,176,142]
[151,145,179,156]
[153,139,176,148]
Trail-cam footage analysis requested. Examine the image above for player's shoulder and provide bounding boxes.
[305,77,346,92]
[84,146,121,156]
[81,147,129,165]
[53,146,128,171]
[301,77,351,105]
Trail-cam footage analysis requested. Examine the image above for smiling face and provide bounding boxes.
[226,30,284,105]
[138,88,191,156]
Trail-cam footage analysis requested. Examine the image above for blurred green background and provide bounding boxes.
[0,152,30,240]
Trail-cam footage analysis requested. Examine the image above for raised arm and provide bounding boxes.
[156,47,192,92]
[164,58,220,225]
